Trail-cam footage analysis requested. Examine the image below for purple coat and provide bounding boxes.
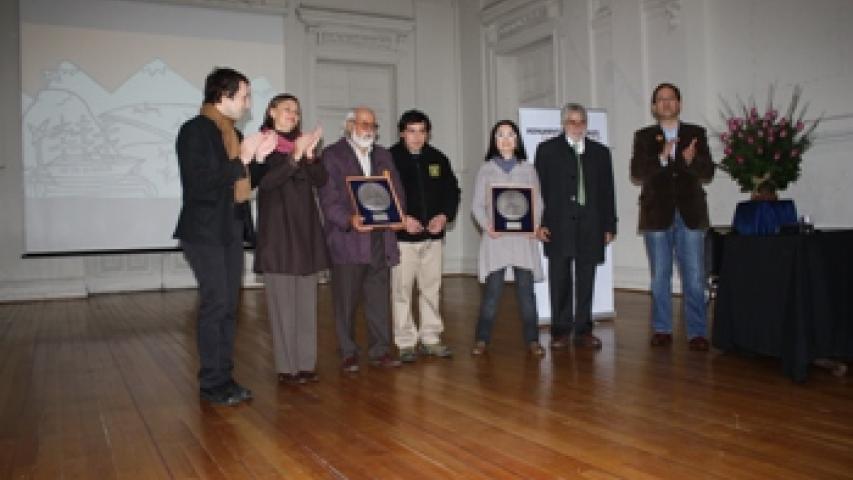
[318,137,403,266]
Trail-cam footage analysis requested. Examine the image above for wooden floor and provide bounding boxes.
[1,277,852,480]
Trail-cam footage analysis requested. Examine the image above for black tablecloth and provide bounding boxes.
[712,230,853,381]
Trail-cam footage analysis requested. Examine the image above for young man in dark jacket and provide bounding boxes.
[390,110,461,362]
[174,67,274,405]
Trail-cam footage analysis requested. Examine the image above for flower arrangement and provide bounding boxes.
[717,85,821,195]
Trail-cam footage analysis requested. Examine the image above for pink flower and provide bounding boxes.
[737,131,745,139]
[763,120,770,129]
[736,156,745,164]
[724,146,733,156]
[757,130,764,138]
[779,128,788,138]
[780,117,789,125]
[774,151,782,161]
[747,136,755,144]
[720,132,730,142]
[757,147,764,155]
[791,148,800,157]
[796,121,805,132]
[750,107,759,119]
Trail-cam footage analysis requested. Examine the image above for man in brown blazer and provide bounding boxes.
[630,83,715,351]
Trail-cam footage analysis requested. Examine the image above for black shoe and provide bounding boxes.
[200,385,242,406]
[227,380,253,401]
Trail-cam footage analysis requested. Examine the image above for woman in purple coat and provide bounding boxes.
[254,94,326,384]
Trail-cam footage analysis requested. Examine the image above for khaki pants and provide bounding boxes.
[391,240,445,349]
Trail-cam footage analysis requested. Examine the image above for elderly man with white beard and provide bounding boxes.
[318,107,406,372]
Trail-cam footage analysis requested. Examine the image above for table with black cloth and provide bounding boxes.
[712,229,853,382]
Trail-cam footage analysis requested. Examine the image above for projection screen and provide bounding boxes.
[21,0,285,254]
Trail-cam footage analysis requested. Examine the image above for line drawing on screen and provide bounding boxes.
[22,59,272,200]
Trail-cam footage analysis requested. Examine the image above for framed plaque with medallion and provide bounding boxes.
[345,171,404,228]
[490,184,535,233]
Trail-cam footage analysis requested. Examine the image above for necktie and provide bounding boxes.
[573,141,585,206]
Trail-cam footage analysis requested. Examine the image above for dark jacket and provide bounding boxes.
[253,150,330,275]
[389,141,460,242]
[173,115,258,245]
[317,137,404,266]
[534,135,617,263]
[630,122,715,231]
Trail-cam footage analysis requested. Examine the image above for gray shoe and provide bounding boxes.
[421,343,452,358]
[399,347,418,363]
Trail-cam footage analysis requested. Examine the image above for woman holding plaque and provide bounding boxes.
[254,94,327,384]
[471,120,545,356]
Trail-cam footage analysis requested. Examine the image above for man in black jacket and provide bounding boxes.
[174,67,273,405]
[535,103,617,350]
[390,110,461,362]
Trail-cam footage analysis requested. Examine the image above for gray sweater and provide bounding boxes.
[471,160,544,283]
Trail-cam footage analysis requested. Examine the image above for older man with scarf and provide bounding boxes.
[174,67,275,406]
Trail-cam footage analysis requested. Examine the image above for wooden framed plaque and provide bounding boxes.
[345,172,404,228]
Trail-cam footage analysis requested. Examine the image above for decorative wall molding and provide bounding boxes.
[481,0,560,43]
[126,0,291,14]
[297,6,414,54]
[298,6,414,34]
[318,30,396,52]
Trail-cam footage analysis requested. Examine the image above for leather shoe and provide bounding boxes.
[369,354,402,368]
[650,333,673,347]
[573,333,602,350]
[298,371,319,383]
[688,336,710,351]
[200,385,242,406]
[550,335,570,349]
[278,373,301,384]
[471,340,487,356]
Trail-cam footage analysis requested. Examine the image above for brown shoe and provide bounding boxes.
[278,373,301,384]
[650,333,673,347]
[369,354,402,368]
[550,335,570,349]
[688,336,710,351]
[528,342,546,357]
[471,340,487,356]
[573,333,602,350]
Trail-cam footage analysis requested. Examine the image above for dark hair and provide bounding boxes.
[651,82,681,104]
[203,67,249,104]
[397,109,432,133]
[261,93,302,139]
[484,120,527,161]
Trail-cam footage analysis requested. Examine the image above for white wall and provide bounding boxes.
[3,0,853,300]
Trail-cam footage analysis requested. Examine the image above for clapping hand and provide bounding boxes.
[682,138,698,164]
[254,131,277,163]
[294,126,324,162]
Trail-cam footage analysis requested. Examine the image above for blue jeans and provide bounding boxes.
[475,267,539,344]
[644,212,707,339]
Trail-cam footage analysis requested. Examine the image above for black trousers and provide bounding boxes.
[330,232,393,360]
[181,228,244,390]
[548,255,597,337]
